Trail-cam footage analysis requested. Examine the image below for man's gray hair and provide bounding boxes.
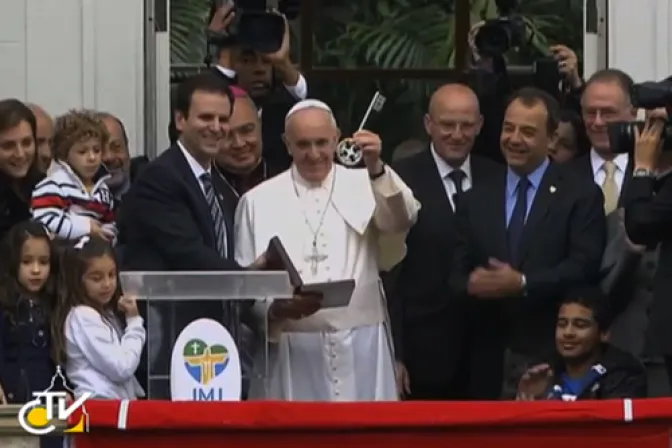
[285,99,338,127]
[95,111,129,145]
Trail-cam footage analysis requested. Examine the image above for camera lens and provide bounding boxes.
[474,22,512,55]
[608,120,672,154]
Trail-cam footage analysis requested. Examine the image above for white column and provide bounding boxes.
[0,0,146,158]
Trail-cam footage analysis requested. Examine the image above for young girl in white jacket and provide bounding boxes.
[53,235,144,399]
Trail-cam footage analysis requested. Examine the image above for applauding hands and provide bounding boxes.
[468,258,525,298]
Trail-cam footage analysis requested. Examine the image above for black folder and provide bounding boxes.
[266,236,355,308]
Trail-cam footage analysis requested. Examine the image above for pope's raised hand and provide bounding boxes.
[352,130,383,172]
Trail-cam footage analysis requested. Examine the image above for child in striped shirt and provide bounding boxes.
[31,110,116,243]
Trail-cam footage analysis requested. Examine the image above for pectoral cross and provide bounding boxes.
[305,241,328,276]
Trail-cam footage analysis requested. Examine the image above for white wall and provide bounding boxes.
[607,0,672,82]
[582,0,608,79]
[0,0,145,157]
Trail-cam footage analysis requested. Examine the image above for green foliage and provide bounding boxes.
[171,0,211,63]
[167,0,584,158]
[311,0,584,157]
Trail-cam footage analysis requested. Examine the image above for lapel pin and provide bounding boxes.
[549,186,557,193]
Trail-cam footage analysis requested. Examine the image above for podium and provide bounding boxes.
[119,271,294,400]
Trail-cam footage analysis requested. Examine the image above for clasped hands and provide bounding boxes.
[467,258,524,298]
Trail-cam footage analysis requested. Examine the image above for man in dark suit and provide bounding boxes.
[570,69,636,212]
[569,69,658,355]
[391,83,502,400]
[450,87,606,399]
[121,72,264,397]
[123,72,244,271]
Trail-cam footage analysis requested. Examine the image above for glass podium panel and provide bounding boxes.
[120,271,293,401]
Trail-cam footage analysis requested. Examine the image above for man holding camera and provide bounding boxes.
[624,107,672,389]
[208,3,307,170]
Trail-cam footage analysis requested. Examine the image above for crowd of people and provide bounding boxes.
[1,5,672,446]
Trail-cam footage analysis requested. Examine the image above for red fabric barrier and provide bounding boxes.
[72,399,672,448]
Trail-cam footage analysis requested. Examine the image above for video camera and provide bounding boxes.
[208,0,300,54]
[473,0,527,56]
[607,76,672,153]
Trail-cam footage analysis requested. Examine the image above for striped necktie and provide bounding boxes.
[200,173,228,257]
[199,172,240,354]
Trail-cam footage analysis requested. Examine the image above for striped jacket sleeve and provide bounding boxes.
[31,177,91,240]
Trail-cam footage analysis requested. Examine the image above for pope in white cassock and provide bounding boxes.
[234,99,421,401]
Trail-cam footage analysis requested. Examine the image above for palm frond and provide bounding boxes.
[170,0,211,63]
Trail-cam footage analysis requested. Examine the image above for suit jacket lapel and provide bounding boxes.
[416,149,454,214]
[487,174,509,261]
[618,157,633,207]
[518,163,561,265]
[169,146,217,241]
[580,154,593,179]
[211,173,237,259]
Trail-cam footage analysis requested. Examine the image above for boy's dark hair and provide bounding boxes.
[174,72,235,118]
[560,285,613,331]
[506,87,560,136]
[51,235,123,365]
[0,221,58,321]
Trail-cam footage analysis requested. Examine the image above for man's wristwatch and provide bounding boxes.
[369,163,386,180]
[633,167,654,178]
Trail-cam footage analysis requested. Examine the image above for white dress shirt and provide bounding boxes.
[178,141,210,196]
[65,306,145,399]
[215,65,308,117]
[178,141,229,254]
[430,144,472,210]
[590,149,629,196]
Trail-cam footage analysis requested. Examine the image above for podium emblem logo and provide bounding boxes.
[183,338,230,385]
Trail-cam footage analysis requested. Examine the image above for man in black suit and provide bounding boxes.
[391,83,502,400]
[570,69,657,355]
[450,87,606,399]
[570,69,636,211]
[121,72,264,397]
[123,72,246,271]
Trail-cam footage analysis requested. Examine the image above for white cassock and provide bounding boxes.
[234,163,420,401]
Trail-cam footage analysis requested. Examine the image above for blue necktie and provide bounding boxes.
[508,176,529,264]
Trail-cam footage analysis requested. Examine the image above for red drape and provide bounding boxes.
[72,399,672,448]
